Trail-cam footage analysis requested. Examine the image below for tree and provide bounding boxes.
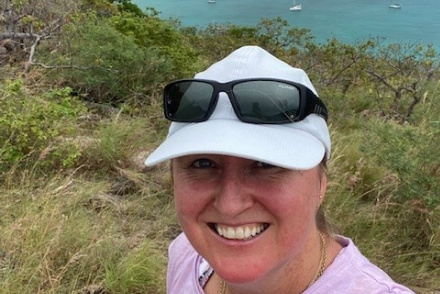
[256,17,314,56]
[364,42,440,122]
[0,0,116,73]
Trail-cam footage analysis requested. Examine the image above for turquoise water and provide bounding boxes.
[133,0,439,49]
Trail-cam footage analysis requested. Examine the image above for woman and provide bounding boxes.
[145,46,414,294]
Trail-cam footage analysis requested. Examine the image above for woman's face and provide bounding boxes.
[172,155,327,284]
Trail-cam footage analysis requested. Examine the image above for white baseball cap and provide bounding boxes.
[145,46,331,170]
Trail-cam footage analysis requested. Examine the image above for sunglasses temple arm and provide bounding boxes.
[305,88,328,121]
[314,97,328,121]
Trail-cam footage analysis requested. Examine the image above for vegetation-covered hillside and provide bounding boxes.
[1,0,439,293]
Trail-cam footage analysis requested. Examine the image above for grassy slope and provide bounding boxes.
[0,79,439,294]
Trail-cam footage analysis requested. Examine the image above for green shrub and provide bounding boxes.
[109,12,199,78]
[362,120,440,205]
[47,19,169,105]
[45,13,199,106]
[0,81,87,172]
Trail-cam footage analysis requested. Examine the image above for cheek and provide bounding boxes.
[173,185,194,233]
[173,181,193,213]
[264,185,318,251]
[173,178,209,222]
[264,176,318,202]
[269,193,315,223]
[259,178,320,222]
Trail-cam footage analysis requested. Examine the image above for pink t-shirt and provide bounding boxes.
[167,233,415,294]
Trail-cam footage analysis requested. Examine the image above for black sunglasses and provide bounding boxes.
[163,78,328,124]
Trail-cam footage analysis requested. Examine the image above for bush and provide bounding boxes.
[0,80,87,172]
[109,12,199,78]
[44,18,171,105]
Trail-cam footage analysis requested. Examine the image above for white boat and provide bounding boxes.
[289,0,302,11]
[208,0,216,3]
[389,3,401,8]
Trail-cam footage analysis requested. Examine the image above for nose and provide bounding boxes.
[213,167,254,216]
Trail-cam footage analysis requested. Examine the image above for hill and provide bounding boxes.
[1,0,439,293]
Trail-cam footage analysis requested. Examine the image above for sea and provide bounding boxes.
[133,0,440,50]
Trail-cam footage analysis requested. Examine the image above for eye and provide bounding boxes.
[191,158,216,168]
[254,161,277,169]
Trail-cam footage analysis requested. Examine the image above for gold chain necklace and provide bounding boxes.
[219,278,226,294]
[218,232,327,294]
[308,232,327,288]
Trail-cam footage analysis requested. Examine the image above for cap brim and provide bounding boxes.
[145,119,325,170]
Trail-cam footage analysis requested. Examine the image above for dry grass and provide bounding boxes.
[1,86,439,293]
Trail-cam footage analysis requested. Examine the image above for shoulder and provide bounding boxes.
[168,232,196,259]
[167,233,203,294]
[168,232,199,272]
[309,235,415,294]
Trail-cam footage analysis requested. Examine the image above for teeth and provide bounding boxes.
[215,224,268,240]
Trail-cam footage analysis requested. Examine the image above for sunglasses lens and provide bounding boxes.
[232,81,301,122]
[165,81,214,121]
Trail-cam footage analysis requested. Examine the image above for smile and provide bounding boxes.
[215,223,269,240]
